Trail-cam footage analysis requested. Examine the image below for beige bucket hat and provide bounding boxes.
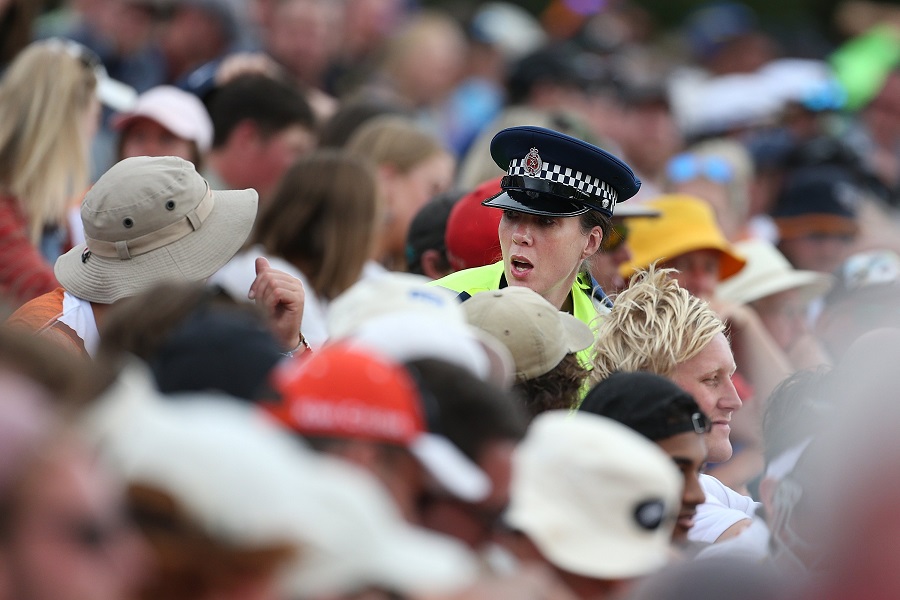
[55,156,258,304]
[716,238,834,305]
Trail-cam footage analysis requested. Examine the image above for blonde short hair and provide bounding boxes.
[591,265,725,383]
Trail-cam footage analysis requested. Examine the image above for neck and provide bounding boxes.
[89,301,110,330]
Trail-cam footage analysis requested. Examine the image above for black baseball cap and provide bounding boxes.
[579,371,709,441]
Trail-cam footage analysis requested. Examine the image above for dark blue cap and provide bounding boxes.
[482,126,641,218]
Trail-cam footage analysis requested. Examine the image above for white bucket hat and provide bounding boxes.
[506,411,681,580]
[55,156,258,304]
[716,238,834,305]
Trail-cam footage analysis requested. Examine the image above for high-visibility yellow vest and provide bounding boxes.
[430,261,606,371]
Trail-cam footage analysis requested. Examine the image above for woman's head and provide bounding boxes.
[497,209,606,309]
[0,39,99,240]
[345,115,454,269]
[253,150,381,299]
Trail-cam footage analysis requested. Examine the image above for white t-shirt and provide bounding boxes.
[58,291,100,358]
[210,246,329,350]
[694,517,771,562]
[688,474,762,544]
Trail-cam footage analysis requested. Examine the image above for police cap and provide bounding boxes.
[482,126,641,218]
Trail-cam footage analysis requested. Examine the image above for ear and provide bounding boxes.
[420,248,452,280]
[581,226,603,259]
[377,164,401,211]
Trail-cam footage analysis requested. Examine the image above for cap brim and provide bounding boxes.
[482,191,588,217]
[614,202,661,219]
[718,269,834,305]
[97,74,138,112]
[410,433,492,502]
[55,188,258,304]
[560,312,595,354]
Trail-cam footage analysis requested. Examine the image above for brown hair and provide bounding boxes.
[579,208,612,245]
[344,114,446,174]
[252,150,381,299]
[513,353,590,420]
[129,483,296,600]
[97,282,261,364]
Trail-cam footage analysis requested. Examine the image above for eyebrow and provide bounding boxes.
[671,456,706,469]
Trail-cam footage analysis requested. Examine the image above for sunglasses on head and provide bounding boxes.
[667,153,734,185]
[601,223,629,253]
[42,37,104,73]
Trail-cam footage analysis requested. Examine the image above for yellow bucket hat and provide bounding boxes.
[619,195,746,282]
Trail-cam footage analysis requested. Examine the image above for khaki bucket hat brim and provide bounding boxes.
[55,187,258,304]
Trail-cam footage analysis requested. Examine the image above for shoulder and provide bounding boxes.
[571,274,605,329]
[429,262,505,295]
[699,474,760,514]
[7,288,67,332]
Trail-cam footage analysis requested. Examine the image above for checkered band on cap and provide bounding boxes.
[508,157,619,207]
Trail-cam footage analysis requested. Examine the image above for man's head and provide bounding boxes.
[264,344,491,522]
[462,286,594,417]
[592,267,741,463]
[620,195,745,301]
[580,371,709,543]
[772,165,862,274]
[406,191,460,279]
[54,155,258,305]
[586,202,661,295]
[206,74,317,201]
[405,358,527,552]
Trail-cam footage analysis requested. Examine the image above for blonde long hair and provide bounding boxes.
[0,41,97,242]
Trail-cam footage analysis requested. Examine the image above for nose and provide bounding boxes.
[683,472,706,510]
[721,376,743,412]
[511,223,532,246]
[612,243,632,265]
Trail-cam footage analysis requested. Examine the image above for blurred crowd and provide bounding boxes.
[3,0,900,599]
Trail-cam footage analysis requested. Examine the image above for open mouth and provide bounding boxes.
[509,256,533,278]
[677,513,696,530]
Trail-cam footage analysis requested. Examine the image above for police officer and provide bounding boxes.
[433,125,641,329]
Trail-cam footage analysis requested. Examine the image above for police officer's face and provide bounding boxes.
[498,210,602,310]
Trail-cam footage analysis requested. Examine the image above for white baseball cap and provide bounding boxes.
[82,361,480,597]
[329,272,515,387]
[112,85,214,152]
[506,411,681,580]
[328,272,467,337]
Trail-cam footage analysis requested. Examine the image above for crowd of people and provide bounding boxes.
[3,0,900,598]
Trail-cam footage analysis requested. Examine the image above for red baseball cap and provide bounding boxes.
[445,176,504,271]
[265,344,491,502]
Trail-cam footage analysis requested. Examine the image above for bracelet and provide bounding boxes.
[282,332,311,357]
